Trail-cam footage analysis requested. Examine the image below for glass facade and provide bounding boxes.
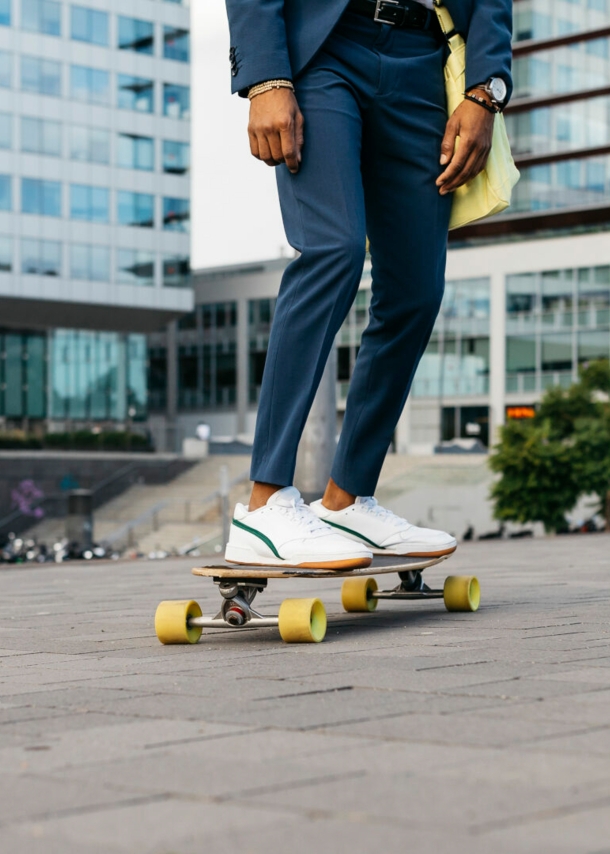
[163,83,189,119]
[21,238,61,276]
[163,196,189,231]
[118,16,153,54]
[163,140,189,174]
[118,75,154,113]
[21,55,61,96]
[70,184,109,222]
[71,5,108,46]
[22,0,61,35]
[117,249,154,286]
[70,244,110,282]
[0,49,10,87]
[163,27,189,62]
[70,126,109,163]
[505,0,610,220]
[0,0,191,427]
[21,117,61,156]
[50,330,146,421]
[117,191,154,227]
[70,65,110,105]
[22,178,61,216]
[117,134,154,171]
[0,113,10,149]
[0,174,10,210]
[506,264,610,393]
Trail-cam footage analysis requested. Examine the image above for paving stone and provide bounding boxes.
[0,535,608,852]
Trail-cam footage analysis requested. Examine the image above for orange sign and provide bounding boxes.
[506,406,536,420]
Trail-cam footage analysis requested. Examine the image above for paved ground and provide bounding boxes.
[1,535,609,854]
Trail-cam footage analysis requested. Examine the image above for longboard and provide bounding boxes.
[191,553,448,579]
[155,553,481,646]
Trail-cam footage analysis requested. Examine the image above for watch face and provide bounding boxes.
[490,77,507,103]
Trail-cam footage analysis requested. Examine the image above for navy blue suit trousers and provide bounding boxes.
[250,11,453,495]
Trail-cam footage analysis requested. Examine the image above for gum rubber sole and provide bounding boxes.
[226,556,373,570]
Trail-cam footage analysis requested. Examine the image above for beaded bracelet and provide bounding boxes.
[464,92,499,115]
[248,79,295,100]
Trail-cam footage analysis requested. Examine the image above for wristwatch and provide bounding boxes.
[478,77,508,111]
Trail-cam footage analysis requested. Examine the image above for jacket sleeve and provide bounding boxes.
[225,0,293,96]
[465,0,513,103]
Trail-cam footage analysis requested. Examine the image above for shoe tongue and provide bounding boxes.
[266,486,302,508]
[356,496,376,507]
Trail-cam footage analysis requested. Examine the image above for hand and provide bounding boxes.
[248,88,305,174]
[436,97,495,195]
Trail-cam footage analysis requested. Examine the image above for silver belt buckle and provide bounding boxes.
[374,0,400,25]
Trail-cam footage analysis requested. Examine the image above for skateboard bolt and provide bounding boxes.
[225,605,247,626]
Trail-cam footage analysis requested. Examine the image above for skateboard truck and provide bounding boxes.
[186,578,279,629]
[370,570,444,601]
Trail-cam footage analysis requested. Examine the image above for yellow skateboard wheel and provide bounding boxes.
[155,600,203,644]
[443,576,480,612]
[278,598,327,643]
[341,577,378,612]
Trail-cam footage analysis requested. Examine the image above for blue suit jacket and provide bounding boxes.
[226,0,513,102]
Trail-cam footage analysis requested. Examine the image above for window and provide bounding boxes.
[70,244,109,281]
[117,191,154,227]
[118,16,153,54]
[21,238,61,275]
[71,5,108,45]
[0,235,11,271]
[163,140,189,173]
[21,55,61,96]
[163,83,189,119]
[117,249,154,286]
[0,174,10,210]
[21,0,61,35]
[69,125,109,163]
[0,112,11,149]
[70,65,109,104]
[21,116,61,156]
[163,255,190,287]
[117,134,154,170]
[0,50,10,87]
[70,184,109,222]
[163,196,189,231]
[0,0,10,25]
[163,27,189,62]
[21,178,61,216]
[118,75,154,112]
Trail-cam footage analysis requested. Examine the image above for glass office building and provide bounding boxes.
[0,0,192,429]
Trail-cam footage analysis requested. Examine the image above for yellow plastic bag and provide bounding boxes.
[434,1,520,230]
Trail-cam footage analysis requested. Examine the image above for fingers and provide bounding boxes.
[247,89,304,173]
[439,117,458,168]
[437,140,488,196]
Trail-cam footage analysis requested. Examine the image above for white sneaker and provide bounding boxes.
[309,496,457,557]
[224,486,373,569]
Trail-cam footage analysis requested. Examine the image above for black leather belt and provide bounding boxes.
[348,0,434,29]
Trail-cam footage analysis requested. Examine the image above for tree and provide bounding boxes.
[489,360,610,533]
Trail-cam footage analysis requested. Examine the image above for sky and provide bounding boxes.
[191,0,291,270]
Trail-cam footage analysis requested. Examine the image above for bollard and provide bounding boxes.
[220,465,230,551]
[294,347,337,504]
[65,489,93,551]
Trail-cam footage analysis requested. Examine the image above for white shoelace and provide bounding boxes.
[357,497,408,528]
[277,496,331,535]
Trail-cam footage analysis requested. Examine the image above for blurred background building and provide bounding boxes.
[149,0,610,453]
[0,0,192,432]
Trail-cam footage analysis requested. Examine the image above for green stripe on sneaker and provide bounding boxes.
[232,518,284,560]
[324,519,383,549]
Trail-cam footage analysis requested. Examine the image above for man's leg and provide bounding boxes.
[330,25,453,498]
[249,61,368,495]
